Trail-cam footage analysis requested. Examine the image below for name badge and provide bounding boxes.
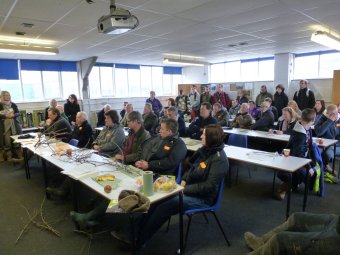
[336,123,340,127]
[200,162,207,169]
[164,145,171,151]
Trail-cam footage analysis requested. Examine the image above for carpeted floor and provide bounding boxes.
[0,158,339,255]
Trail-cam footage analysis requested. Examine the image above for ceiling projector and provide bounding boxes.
[97,0,139,35]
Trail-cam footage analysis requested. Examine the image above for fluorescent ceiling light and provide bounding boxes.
[0,44,59,55]
[163,53,204,59]
[0,35,56,45]
[311,31,340,51]
[163,58,208,67]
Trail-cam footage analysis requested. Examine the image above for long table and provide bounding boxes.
[182,137,311,218]
[11,135,185,254]
[223,127,338,170]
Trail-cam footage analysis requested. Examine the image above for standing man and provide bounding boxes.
[146,91,162,117]
[0,91,22,162]
[255,85,273,107]
[212,84,231,109]
[175,89,190,117]
[200,85,213,106]
[188,85,200,120]
[293,79,316,110]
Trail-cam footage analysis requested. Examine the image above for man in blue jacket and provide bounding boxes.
[314,104,340,175]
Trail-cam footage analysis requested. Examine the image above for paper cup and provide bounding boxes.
[283,149,290,157]
[318,138,324,145]
[142,171,154,196]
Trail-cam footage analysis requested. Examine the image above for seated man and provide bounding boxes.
[232,103,253,129]
[55,105,68,121]
[212,103,229,127]
[167,106,186,137]
[92,110,125,157]
[97,104,111,127]
[314,104,340,175]
[276,109,316,200]
[70,111,94,148]
[45,108,72,143]
[244,212,340,255]
[69,118,186,228]
[229,99,240,116]
[187,102,217,140]
[251,101,274,131]
[142,103,158,135]
[264,97,278,122]
[120,103,133,127]
[134,118,187,175]
[115,111,150,164]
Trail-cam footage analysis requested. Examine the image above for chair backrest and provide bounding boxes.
[176,163,182,184]
[69,139,79,147]
[227,134,248,148]
[211,178,225,211]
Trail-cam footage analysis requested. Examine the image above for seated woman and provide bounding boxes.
[287,100,302,118]
[269,107,297,135]
[314,99,325,123]
[244,212,340,255]
[125,124,229,246]
[92,110,125,156]
[276,109,316,200]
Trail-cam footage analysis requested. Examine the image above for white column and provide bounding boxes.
[274,53,294,89]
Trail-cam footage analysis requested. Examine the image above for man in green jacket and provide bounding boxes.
[115,111,150,164]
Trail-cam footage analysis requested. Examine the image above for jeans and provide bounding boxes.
[277,168,307,188]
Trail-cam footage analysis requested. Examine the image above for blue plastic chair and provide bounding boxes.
[227,134,249,185]
[176,164,182,184]
[69,139,79,147]
[183,178,231,249]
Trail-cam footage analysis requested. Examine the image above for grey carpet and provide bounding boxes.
[0,159,340,255]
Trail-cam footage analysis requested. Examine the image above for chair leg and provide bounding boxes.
[248,167,251,178]
[184,215,193,249]
[235,167,239,185]
[272,171,277,196]
[202,212,209,224]
[211,212,231,246]
[166,216,171,232]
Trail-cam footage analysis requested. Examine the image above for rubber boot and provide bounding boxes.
[70,199,109,229]
[46,178,71,197]
[245,220,289,252]
[0,150,4,162]
[5,150,12,161]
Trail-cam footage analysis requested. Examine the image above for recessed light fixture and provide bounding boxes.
[0,43,58,55]
[0,35,56,45]
[163,53,204,59]
[163,58,208,66]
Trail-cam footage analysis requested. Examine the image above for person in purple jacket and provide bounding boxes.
[146,91,163,117]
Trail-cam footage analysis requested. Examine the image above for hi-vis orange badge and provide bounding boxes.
[200,162,207,169]
[164,145,171,151]
[336,123,340,127]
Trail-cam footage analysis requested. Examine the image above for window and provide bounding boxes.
[241,61,258,81]
[21,71,43,101]
[128,68,141,97]
[140,66,152,95]
[61,72,79,99]
[258,59,274,81]
[115,67,128,97]
[152,67,163,95]
[42,71,61,99]
[294,54,319,79]
[0,79,22,102]
[100,66,114,96]
[225,61,240,82]
[210,63,225,83]
[319,52,340,78]
[88,66,101,98]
